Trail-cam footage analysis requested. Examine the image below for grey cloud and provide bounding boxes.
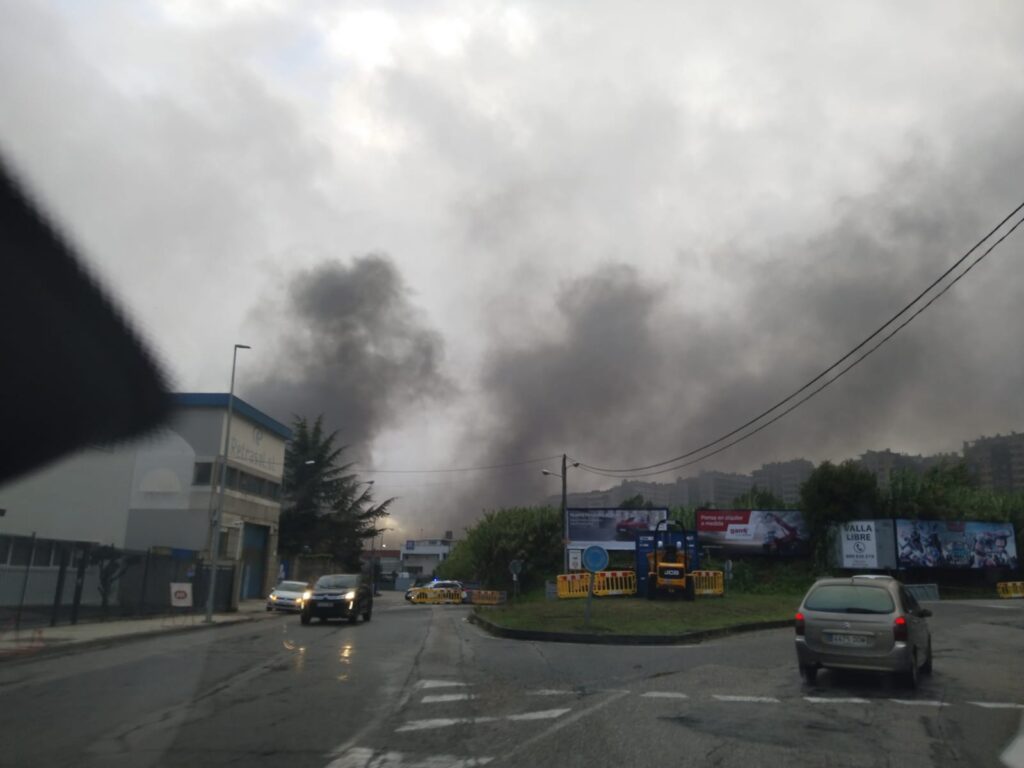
[248,255,452,454]
[458,116,1024,510]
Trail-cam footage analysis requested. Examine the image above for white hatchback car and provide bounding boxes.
[266,580,310,612]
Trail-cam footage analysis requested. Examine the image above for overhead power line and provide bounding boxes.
[353,455,562,474]
[576,200,1024,479]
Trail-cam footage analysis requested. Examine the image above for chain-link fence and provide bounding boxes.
[0,535,234,629]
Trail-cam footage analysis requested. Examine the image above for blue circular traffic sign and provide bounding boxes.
[582,545,609,573]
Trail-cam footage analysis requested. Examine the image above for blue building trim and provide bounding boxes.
[172,393,293,440]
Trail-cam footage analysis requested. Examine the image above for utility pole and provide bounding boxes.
[561,453,568,572]
[205,343,249,623]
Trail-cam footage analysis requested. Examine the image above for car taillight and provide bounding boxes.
[893,615,908,642]
[795,612,805,636]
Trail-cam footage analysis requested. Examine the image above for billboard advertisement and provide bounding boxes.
[566,508,669,550]
[697,509,810,556]
[834,519,897,570]
[840,520,878,569]
[896,519,1018,569]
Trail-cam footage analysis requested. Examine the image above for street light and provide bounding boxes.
[374,525,393,595]
[205,343,250,624]
[541,455,579,572]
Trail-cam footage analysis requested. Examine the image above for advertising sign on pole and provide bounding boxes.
[170,582,193,608]
[566,508,669,550]
[568,549,582,571]
[696,509,810,556]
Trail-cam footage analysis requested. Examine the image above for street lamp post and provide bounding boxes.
[205,343,250,624]
[542,454,579,573]
[374,525,393,596]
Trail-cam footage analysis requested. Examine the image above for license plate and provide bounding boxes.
[317,601,333,608]
[827,632,870,647]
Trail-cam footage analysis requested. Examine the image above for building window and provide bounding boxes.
[226,467,239,489]
[239,472,262,495]
[10,537,34,567]
[217,530,229,558]
[193,462,213,486]
[0,536,10,565]
[32,539,54,567]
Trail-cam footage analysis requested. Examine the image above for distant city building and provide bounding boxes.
[963,432,1024,493]
[560,472,755,510]
[686,471,754,508]
[751,459,815,505]
[562,478,690,509]
[856,449,963,489]
[400,536,456,577]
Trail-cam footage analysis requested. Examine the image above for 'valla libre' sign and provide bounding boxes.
[840,520,877,568]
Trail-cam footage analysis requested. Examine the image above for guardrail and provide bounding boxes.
[593,570,637,597]
[410,588,464,605]
[689,570,724,596]
[997,581,1024,599]
[904,583,940,602]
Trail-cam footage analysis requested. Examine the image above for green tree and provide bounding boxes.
[731,485,789,510]
[799,461,881,569]
[619,494,655,510]
[279,415,392,570]
[436,507,562,590]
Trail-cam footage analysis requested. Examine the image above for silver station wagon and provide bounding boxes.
[795,575,933,686]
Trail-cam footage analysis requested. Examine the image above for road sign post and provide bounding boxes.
[581,545,609,628]
[509,559,523,599]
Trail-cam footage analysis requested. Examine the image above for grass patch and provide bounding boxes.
[479,592,802,635]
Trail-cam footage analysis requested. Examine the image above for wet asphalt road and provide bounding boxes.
[0,594,1021,768]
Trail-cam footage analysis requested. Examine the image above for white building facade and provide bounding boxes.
[0,393,291,609]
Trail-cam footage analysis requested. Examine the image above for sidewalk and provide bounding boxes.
[0,600,278,661]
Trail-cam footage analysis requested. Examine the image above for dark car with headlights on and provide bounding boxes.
[300,573,373,625]
[794,575,932,687]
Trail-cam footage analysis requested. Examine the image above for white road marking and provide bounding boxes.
[500,691,632,762]
[396,717,496,733]
[506,708,571,721]
[712,695,781,704]
[326,747,494,767]
[968,701,1024,709]
[526,689,574,696]
[641,692,689,699]
[888,699,950,707]
[421,694,474,704]
[804,697,871,704]
[416,680,467,689]
[395,709,569,732]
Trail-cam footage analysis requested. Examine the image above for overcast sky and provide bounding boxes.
[4,1,1024,540]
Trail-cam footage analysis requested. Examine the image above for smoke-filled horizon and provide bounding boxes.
[3,1,1024,537]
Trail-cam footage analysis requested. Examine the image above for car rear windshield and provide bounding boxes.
[279,581,307,591]
[804,585,895,614]
[315,575,360,589]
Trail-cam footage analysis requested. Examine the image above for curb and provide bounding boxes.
[467,611,794,645]
[0,613,272,665]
